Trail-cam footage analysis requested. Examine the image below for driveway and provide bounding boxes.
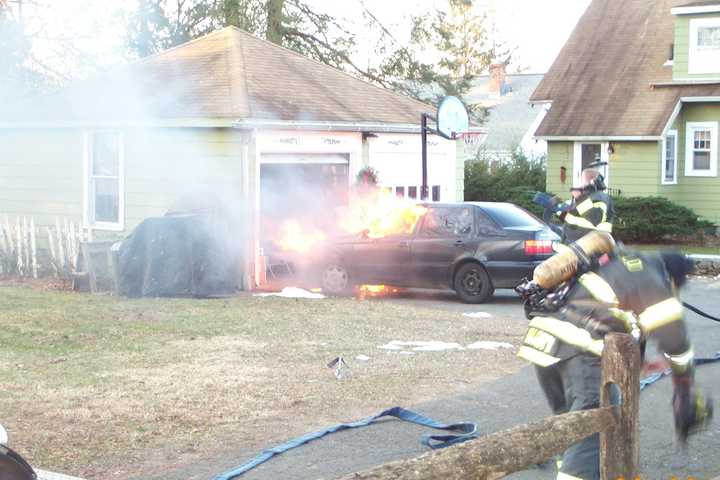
[205,278,720,480]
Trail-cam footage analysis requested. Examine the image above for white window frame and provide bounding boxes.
[83,131,125,231]
[573,142,610,188]
[685,122,718,177]
[689,17,720,75]
[661,130,678,185]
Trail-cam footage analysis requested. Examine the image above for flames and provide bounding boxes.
[339,191,428,239]
[273,190,428,254]
[275,221,326,254]
[356,284,404,299]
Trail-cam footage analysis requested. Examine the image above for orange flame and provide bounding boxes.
[275,221,326,254]
[356,284,404,299]
[340,191,428,239]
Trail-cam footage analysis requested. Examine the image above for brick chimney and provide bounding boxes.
[489,62,507,96]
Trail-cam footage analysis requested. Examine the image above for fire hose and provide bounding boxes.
[212,407,479,480]
[683,301,720,322]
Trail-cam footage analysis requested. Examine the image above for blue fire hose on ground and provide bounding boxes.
[213,350,720,479]
[212,407,478,480]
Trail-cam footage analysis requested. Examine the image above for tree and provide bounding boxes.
[369,0,500,120]
[126,0,502,120]
[127,0,356,72]
[0,1,43,101]
[464,149,547,216]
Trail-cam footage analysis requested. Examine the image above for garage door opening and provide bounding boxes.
[259,154,350,271]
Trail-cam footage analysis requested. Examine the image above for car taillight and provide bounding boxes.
[524,240,554,256]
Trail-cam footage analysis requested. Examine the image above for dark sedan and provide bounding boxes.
[321,202,560,303]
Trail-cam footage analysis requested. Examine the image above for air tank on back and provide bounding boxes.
[533,231,616,289]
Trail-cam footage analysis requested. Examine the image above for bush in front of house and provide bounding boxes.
[612,196,716,243]
[464,150,547,217]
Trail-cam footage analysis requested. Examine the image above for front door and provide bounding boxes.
[351,234,412,285]
[573,142,609,187]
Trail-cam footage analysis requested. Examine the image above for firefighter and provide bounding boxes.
[517,238,713,480]
[558,162,615,244]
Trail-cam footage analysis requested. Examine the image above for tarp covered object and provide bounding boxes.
[116,215,238,298]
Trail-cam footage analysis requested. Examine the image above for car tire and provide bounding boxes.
[454,262,494,304]
[321,264,353,296]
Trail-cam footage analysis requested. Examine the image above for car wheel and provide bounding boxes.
[454,262,494,304]
[322,264,352,295]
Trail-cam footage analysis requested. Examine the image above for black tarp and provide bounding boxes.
[116,214,238,298]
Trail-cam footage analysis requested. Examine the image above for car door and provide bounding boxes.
[409,205,478,288]
[350,232,413,285]
[475,204,552,288]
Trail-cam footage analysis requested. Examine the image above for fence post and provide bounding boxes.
[600,333,640,480]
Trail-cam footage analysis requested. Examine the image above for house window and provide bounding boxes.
[395,186,405,198]
[431,185,441,202]
[85,132,124,230]
[698,26,720,48]
[685,122,718,177]
[573,142,610,187]
[408,186,417,200]
[689,18,720,74]
[662,130,678,185]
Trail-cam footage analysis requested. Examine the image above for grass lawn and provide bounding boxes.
[0,284,525,479]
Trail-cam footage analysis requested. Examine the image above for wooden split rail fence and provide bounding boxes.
[341,333,641,480]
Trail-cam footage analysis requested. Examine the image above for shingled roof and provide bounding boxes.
[531,0,720,138]
[3,27,431,126]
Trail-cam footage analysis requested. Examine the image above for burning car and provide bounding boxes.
[320,202,560,303]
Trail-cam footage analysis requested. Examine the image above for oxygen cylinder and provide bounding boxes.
[533,231,615,289]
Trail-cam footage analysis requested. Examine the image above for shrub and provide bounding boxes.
[464,149,547,217]
[612,196,716,243]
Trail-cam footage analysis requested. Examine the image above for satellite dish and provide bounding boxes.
[436,96,469,140]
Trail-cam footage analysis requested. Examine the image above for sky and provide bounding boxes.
[17,0,591,79]
[314,0,592,74]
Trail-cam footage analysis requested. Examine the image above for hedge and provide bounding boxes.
[464,151,546,218]
[611,196,716,243]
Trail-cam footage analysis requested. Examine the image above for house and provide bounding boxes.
[531,0,720,224]
[0,27,465,289]
[464,63,547,162]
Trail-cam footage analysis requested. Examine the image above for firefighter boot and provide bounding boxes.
[672,373,714,442]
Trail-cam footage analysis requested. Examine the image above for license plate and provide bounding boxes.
[522,327,559,355]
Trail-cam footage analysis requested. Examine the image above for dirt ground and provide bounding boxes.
[0,282,526,479]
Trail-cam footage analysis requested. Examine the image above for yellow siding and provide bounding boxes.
[0,129,84,229]
[667,103,720,224]
[546,142,573,198]
[0,127,248,234]
[607,142,660,197]
[124,128,246,231]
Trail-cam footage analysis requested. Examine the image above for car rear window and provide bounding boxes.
[482,204,543,228]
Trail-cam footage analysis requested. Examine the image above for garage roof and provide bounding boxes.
[3,27,433,127]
